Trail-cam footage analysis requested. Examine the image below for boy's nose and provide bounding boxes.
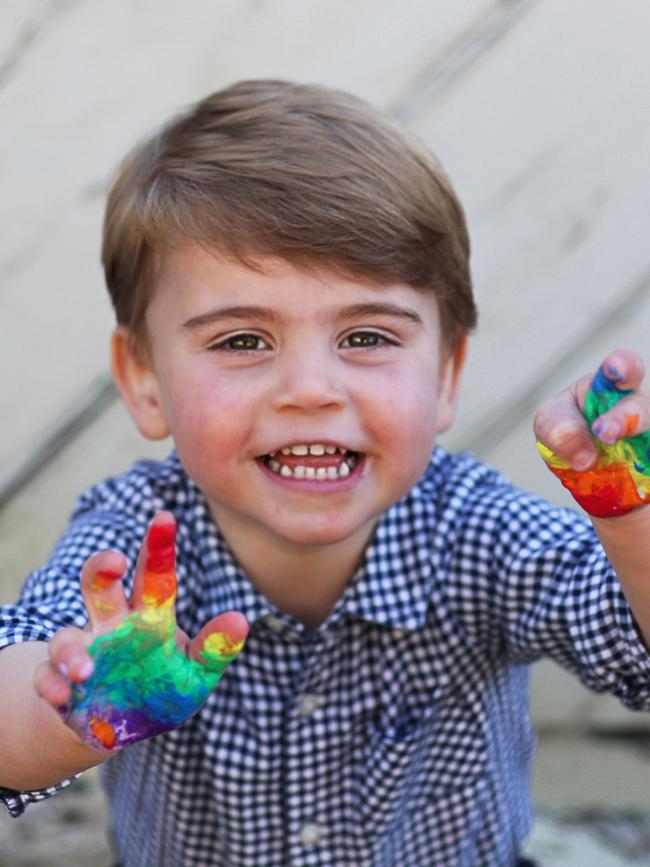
[271,355,345,413]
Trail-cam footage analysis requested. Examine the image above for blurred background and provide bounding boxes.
[1,1,649,863]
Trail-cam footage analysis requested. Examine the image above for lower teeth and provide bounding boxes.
[265,455,356,480]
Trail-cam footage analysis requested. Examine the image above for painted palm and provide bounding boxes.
[62,520,246,751]
[538,366,650,517]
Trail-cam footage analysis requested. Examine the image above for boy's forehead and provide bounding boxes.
[155,244,441,317]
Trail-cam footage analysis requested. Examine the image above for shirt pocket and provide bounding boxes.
[355,692,487,841]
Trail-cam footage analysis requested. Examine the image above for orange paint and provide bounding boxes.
[90,715,117,749]
[545,461,646,517]
[142,568,177,609]
[622,413,640,438]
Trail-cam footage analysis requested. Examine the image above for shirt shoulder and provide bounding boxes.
[417,447,593,544]
[71,450,192,521]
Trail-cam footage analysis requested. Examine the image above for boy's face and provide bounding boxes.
[114,245,466,551]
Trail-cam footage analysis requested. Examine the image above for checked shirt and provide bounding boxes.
[1,448,650,866]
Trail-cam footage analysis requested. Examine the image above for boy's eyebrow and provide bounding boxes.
[332,302,423,326]
[180,301,423,331]
[181,306,281,331]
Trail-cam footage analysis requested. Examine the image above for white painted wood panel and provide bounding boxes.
[0,401,170,603]
[3,0,649,733]
[409,0,650,447]
[0,0,496,482]
[472,285,650,730]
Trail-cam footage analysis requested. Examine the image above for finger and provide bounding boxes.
[129,512,177,612]
[81,549,130,633]
[189,612,249,673]
[34,659,72,707]
[590,391,650,444]
[593,349,645,394]
[48,626,94,683]
[533,391,597,471]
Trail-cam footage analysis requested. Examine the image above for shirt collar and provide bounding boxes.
[331,456,442,631]
[176,449,444,635]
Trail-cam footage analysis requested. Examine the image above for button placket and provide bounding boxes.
[285,632,332,862]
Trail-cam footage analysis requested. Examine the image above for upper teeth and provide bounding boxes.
[277,443,343,457]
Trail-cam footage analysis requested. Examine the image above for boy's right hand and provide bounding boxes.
[34,512,248,753]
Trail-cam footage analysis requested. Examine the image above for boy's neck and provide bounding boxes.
[210,507,377,630]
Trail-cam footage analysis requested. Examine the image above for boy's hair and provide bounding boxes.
[102,80,476,351]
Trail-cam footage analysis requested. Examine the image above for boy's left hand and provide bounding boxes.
[534,350,650,518]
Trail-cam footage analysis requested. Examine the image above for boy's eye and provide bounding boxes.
[341,331,392,348]
[209,333,270,352]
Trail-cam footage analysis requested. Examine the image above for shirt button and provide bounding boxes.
[297,693,321,716]
[263,614,284,633]
[299,822,325,845]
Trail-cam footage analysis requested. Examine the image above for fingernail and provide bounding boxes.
[592,418,620,445]
[70,656,94,681]
[572,451,595,471]
[58,662,70,678]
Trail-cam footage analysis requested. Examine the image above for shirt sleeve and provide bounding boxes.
[444,467,650,711]
[0,477,154,816]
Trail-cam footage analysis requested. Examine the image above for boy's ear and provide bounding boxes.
[111,327,170,440]
[435,336,469,435]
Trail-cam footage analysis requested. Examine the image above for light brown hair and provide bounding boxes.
[102,80,476,350]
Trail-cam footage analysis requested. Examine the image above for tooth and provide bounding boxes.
[325,445,337,454]
[309,444,325,456]
[294,465,306,478]
[326,466,338,479]
[280,465,293,478]
[305,467,316,479]
[347,455,357,469]
[316,467,327,479]
[291,444,309,456]
[269,460,281,473]
[268,451,277,458]
[339,462,350,478]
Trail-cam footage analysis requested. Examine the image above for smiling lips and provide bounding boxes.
[259,443,360,481]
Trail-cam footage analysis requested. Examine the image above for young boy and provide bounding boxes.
[1,80,649,867]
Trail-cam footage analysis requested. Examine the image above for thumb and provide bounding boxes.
[189,612,249,675]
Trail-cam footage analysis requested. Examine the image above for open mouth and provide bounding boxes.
[257,443,360,481]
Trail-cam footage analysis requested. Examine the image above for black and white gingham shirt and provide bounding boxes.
[2,449,649,866]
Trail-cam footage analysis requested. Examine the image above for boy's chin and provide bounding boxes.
[272,515,375,549]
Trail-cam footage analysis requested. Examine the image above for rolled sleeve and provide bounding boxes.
[493,491,650,709]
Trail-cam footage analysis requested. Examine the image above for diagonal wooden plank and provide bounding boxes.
[0,0,517,503]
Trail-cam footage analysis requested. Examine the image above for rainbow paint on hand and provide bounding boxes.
[62,522,246,751]
[538,365,650,518]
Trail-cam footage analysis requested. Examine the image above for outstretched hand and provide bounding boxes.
[35,512,248,752]
[534,350,650,517]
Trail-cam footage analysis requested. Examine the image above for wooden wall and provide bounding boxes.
[2,0,649,729]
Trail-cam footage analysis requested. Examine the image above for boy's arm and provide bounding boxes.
[534,349,650,647]
[0,641,105,790]
[0,512,248,793]
[590,508,650,649]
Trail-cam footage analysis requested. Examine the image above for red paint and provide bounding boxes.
[92,568,123,592]
[549,462,644,518]
[146,521,176,574]
[142,519,177,607]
